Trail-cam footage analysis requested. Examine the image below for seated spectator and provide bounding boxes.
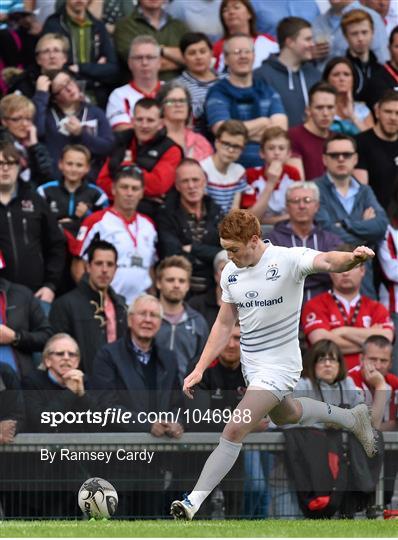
[314,133,389,296]
[268,181,341,302]
[97,97,183,218]
[106,35,161,132]
[6,32,68,98]
[378,183,398,373]
[157,158,224,296]
[0,93,53,185]
[242,127,302,225]
[206,33,287,168]
[250,0,320,39]
[361,0,398,38]
[155,256,209,384]
[0,142,65,304]
[91,293,183,516]
[361,25,398,110]
[200,120,248,213]
[166,0,223,43]
[288,82,337,180]
[50,240,127,375]
[348,335,398,505]
[312,0,389,67]
[42,0,118,107]
[213,0,279,75]
[0,275,53,378]
[156,81,213,161]
[33,69,114,181]
[354,90,398,211]
[114,0,188,81]
[176,32,218,136]
[341,9,386,107]
[73,166,157,306]
[188,249,229,329]
[22,333,95,432]
[254,16,321,127]
[37,144,109,251]
[322,56,374,135]
[91,293,183,435]
[302,246,394,370]
[0,363,24,443]
[292,338,380,519]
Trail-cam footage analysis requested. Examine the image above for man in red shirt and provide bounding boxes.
[288,82,336,180]
[302,247,394,370]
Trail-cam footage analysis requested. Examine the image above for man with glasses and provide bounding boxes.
[205,33,287,168]
[314,132,388,297]
[22,333,94,432]
[106,35,162,132]
[7,33,69,98]
[269,181,341,302]
[302,244,394,370]
[91,292,183,516]
[0,141,65,304]
[114,0,188,81]
[42,0,118,107]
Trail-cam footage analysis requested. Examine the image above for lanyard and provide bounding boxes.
[316,380,344,407]
[109,208,138,248]
[383,63,398,85]
[330,291,362,326]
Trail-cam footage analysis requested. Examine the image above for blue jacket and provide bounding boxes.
[205,77,285,168]
[314,174,388,246]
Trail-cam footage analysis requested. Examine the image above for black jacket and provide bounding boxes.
[0,181,66,293]
[49,275,127,375]
[91,335,183,432]
[21,369,95,432]
[156,190,223,292]
[0,362,25,430]
[42,6,119,105]
[346,49,386,107]
[0,127,54,185]
[0,278,53,377]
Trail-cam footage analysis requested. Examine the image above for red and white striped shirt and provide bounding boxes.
[378,224,398,314]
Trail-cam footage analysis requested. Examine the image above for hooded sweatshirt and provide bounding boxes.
[268,220,341,302]
[254,54,320,127]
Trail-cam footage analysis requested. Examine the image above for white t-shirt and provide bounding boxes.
[106,83,144,129]
[200,156,247,213]
[75,208,157,304]
[220,243,320,373]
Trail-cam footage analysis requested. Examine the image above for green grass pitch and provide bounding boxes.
[1,519,398,538]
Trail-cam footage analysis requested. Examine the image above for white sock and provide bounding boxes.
[297,397,355,429]
[187,437,242,510]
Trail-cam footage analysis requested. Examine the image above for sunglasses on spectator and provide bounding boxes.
[0,160,19,168]
[324,152,356,160]
[115,164,144,182]
[48,350,79,359]
[286,196,316,205]
[219,140,244,152]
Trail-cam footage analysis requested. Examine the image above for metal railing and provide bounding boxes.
[0,432,397,519]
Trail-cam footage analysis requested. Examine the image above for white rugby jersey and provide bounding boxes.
[75,208,157,304]
[221,242,320,373]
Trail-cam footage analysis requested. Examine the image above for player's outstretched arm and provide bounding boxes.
[313,246,375,274]
[183,301,238,399]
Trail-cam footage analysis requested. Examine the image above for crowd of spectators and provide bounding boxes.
[0,0,398,520]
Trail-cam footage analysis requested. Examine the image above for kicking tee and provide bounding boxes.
[220,242,319,374]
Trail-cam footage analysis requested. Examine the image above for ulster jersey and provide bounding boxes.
[74,208,157,304]
[220,243,319,373]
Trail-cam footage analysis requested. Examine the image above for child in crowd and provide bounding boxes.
[200,120,248,213]
[37,144,109,251]
[241,127,301,224]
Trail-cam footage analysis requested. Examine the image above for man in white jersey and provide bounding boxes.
[171,209,377,520]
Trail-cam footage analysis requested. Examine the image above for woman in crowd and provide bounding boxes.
[322,57,374,136]
[157,82,213,161]
[0,93,53,184]
[213,0,279,75]
[32,69,114,180]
